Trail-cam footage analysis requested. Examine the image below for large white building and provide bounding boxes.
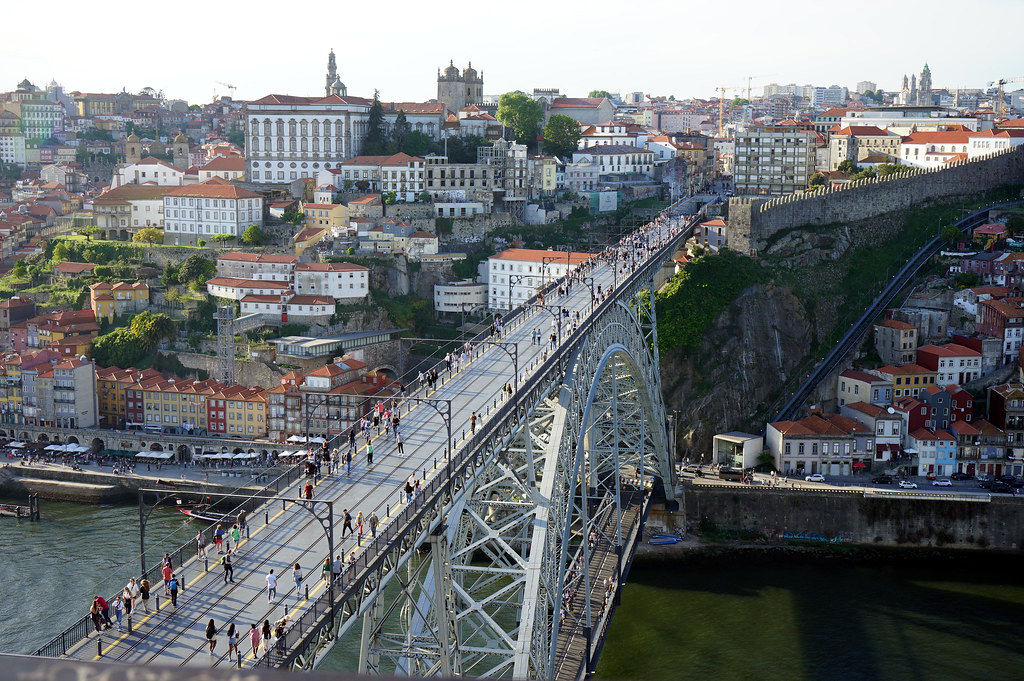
[570,144,655,176]
[841,107,977,136]
[112,157,185,188]
[206,277,293,300]
[293,262,369,302]
[487,248,594,311]
[434,279,487,314]
[215,252,297,281]
[245,94,444,185]
[334,153,425,201]
[162,178,263,246]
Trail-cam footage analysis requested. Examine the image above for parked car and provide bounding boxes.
[950,472,973,481]
[898,480,918,489]
[931,478,953,487]
[989,481,1013,494]
[872,475,895,484]
[805,473,826,483]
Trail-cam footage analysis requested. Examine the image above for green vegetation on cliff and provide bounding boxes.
[656,249,766,356]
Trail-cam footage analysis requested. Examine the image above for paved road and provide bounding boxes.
[64,209,689,669]
[680,470,1022,498]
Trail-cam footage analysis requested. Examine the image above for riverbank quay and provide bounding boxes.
[0,461,274,503]
[645,480,1024,551]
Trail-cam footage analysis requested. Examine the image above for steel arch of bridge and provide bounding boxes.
[348,286,675,679]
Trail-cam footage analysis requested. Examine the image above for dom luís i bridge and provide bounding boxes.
[34,201,695,679]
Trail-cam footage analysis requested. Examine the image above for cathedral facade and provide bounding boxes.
[899,63,933,106]
[436,61,483,114]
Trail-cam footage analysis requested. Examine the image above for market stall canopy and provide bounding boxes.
[135,451,174,460]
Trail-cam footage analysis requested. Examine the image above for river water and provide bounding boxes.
[596,554,1024,681]
[0,496,197,655]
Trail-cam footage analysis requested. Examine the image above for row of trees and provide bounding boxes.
[495,93,581,157]
[361,95,493,162]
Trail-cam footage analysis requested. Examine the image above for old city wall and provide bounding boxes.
[685,485,1024,550]
[727,147,1024,256]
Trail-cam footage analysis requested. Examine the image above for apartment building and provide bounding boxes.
[733,128,816,195]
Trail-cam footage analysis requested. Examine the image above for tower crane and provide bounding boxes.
[215,81,237,99]
[716,85,742,136]
[988,77,1024,119]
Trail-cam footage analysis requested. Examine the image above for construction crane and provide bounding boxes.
[215,81,237,99]
[743,74,775,102]
[988,77,1024,119]
[717,85,742,136]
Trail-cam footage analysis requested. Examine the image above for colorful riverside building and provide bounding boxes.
[267,356,397,443]
[122,376,268,437]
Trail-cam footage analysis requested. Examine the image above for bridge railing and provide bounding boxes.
[258,206,698,668]
[32,461,308,659]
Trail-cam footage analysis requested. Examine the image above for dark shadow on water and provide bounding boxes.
[598,553,1024,681]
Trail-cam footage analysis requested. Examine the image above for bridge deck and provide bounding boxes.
[552,492,645,681]
[54,212,687,670]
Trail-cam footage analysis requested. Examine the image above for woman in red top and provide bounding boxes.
[303,482,313,499]
[161,563,173,596]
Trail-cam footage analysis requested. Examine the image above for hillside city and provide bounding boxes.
[0,55,1023,484]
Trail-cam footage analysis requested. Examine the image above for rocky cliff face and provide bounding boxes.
[661,282,814,454]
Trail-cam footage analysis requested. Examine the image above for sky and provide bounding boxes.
[3,0,1023,105]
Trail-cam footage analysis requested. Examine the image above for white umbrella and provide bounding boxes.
[7,441,25,448]
[45,444,64,451]
[287,435,307,443]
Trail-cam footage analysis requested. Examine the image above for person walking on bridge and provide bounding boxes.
[250,623,261,658]
[265,569,277,603]
[168,574,179,607]
[205,619,218,658]
[342,508,353,538]
[292,563,303,597]
[222,549,235,583]
[303,481,314,500]
[367,442,374,465]
[369,512,379,538]
[161,563,173,597]
[470,411,477,434]
[196,530,206,559]
[230,524,242,553]
[396,431,404,455]
[139,579,151,613]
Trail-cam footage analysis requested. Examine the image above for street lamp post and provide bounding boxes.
[529,304,565,345]
[583,276,596,313]
[507,273,527,311]
[541,256,558,289]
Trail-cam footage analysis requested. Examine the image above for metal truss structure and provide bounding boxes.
[282,271,677,679]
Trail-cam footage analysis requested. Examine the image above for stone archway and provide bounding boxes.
[67,436,80,444]
[20,432,30,441]
[91,438,105,454]
[149,443,163,451]
[0,429,8,438]
[177,444,190,462]
[37,433,49,442]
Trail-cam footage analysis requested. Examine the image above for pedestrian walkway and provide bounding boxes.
[56,205,690,669]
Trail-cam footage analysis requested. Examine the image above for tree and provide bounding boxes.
[177,254,215,284]
[417,191,432,203]
[807,172,826,188]
[542,114,582,158]
[837,160,859,173]
[730,97,749,108]
[402,131,437,157]
[1008,215,1024,236]
[388,111,411,154]
[82,128,113,142]
[942,224,963,244]
[362,93,388,155]
[11,260,27,279]
[76,226,103,241]
[588,90,613,100]
[129,311,176,350]
[445,135,490,163]
[227,129,245,148]
[383,191,398,205]
[954,271,980,288]
[241,224,267,245]
[132,228,164,244]
[497,92,543,143]
[91,327,146,368]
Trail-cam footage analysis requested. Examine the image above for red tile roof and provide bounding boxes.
[491,248,596,266]
[341,153,424,167]
[295,262,368,272]
[206,277,291,289]
[876,319,916,331]
[200,156,245,172]
[218,252,297,264]
[164,177,261,200]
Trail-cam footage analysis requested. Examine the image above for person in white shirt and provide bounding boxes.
[266,569,277,602]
